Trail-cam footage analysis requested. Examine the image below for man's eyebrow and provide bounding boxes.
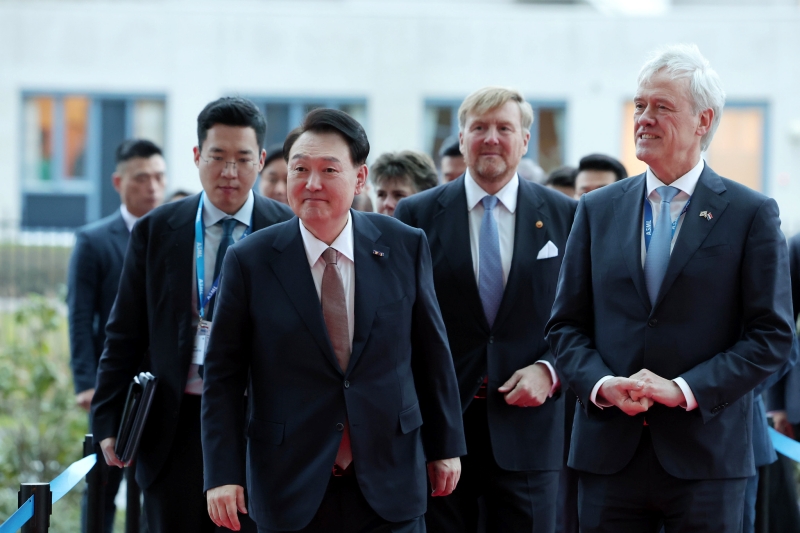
[290,153,342,164]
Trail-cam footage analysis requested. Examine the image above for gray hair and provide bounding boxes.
[637,44,726,152]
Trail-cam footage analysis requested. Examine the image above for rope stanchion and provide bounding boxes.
[0,497,34,533]
[0,435,98,532]
[769,427,800,462]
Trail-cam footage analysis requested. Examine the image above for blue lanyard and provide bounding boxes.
[195,192,252,318]
[643,189,691,251]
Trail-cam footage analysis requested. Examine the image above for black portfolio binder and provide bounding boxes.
[114,372,158,464]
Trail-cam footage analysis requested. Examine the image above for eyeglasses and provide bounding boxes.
[198,155,258,176]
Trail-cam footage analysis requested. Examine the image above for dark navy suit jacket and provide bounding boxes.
[91,193,293,489]
[201,211,466,531]
[766,233,800,425]
[546,166,794,480]
[395,176,577,471]
[68,211,130,394]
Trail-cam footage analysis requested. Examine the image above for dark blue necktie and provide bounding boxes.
[207,218,237,321]
[479,196,503,327]
[644,186,679,305]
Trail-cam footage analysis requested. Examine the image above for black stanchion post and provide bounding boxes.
[18,482,52,533]
[125,458,140,533]
[84,434,107,533]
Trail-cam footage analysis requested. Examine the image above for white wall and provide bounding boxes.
[1,1,800,232]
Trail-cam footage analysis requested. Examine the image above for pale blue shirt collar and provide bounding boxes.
[202,190,254,227]
[646,158,704,198]
[119,204,138,232]
[299,211,355,268]
[464,169,519,213]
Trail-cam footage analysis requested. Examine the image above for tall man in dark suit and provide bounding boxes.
[545,44,794,532]
[395,87,578,533]
[91,97,293,533]
[202,108,466,533]
[68,138,166,533]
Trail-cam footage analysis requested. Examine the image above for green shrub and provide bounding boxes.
[0,295,87,531]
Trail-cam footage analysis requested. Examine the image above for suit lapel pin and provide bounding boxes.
[699,211,713,221]
[372,250,385,257]
[535,221,544,229]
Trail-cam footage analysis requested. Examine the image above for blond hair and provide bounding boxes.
[458,87,534,133]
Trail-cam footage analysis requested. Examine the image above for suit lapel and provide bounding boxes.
[164,195,199,367]
[434,179,489,331]
[270,219,342,373]
[108,212,130,258]
[654,167,729,309]
[612,175,651,311]
[349,211,386,376]
[492,180,548,330]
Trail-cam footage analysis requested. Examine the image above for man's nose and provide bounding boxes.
[222,162,239,177]
[484,127,501,144]
[305,172,323,190]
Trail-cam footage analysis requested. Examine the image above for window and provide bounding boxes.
[246,97,368,149]
[620,101,767,191]
[423,99,567,173]
[20,93,166,229]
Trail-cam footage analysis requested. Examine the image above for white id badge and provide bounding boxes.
[192,320,211,365]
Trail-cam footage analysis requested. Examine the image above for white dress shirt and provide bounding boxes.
[464,170,559,394]
[120,204,139,232]
[590,159,704,411]
[185,191,255,395]
[299,212,356,349]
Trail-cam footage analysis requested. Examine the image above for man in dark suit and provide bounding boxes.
[91,97,293,533]
[545,44,794,532]
[395,87,578,533]
[202,108,466,533]
[68,138,166,532]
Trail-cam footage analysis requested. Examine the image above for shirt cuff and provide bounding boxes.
[534,360,560,397]
[672,377,697,411]
[590,375,615,408]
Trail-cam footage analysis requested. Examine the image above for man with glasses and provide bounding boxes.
[91,97,293,533]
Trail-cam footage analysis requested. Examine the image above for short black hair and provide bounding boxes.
[439,135,462,158]
[115,139,162,165]
[545,166,578,188]
[578,154,628,181]
[284,108,370,165]
[263,143,285,168]
[196,97,266,152]
[370,151,439,193]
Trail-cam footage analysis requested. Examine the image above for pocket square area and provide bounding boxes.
[537,240,558,260]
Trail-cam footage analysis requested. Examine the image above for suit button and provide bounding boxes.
[336,423,344,431]
[648,319,658,328]
[344,380,350,389]
[489,336,494,344]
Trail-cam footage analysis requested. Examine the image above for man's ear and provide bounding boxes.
[112,173,122,193]
[696,108,714,137]
[354,164,368,196]
[258,149,267,173]
[193,146,201,168]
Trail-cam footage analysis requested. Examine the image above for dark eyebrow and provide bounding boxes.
[207,147,254,155]
[290,153,342,164]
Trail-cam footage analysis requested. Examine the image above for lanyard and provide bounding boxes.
[195,192,252,318]
[643,189,691,252]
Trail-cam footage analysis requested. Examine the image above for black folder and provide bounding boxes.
[115,372,158,464]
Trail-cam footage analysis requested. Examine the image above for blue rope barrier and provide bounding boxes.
[0,453,97,532]
[769,427,800,463]
[0,496,34,533]
[51,454,96,503]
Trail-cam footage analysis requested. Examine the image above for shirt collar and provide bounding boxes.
[299,211,355,268]
[119,204,138,232]
[646,158,704,198]
[202,190,254,227]
[464,169,519,213]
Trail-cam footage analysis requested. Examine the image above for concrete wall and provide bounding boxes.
[2,1,800,231]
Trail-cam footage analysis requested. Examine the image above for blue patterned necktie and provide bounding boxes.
[644,186,680,306]
[207,218,237,320]
[479,195,504,327]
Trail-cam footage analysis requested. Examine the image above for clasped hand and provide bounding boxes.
[598,369,686,416]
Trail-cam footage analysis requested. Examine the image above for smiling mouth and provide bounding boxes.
[639,134,658,140]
